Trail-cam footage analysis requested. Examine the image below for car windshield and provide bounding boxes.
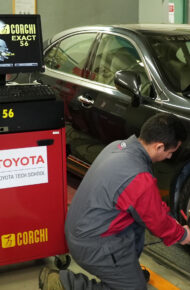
[146,33,190,95]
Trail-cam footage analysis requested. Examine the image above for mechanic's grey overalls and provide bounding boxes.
[60,136,151,290]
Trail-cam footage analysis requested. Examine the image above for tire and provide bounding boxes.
[178,176,190,225]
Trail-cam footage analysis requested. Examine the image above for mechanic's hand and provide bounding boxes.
[180,225,190,245]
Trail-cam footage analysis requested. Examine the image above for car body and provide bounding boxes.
[17,24,190,224]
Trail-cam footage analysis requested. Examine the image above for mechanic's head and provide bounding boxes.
[139,113,187,162]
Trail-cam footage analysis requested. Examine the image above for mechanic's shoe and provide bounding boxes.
[39,266,64,290]
[141,266,150,283]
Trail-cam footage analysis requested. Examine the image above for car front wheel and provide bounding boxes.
[178,175,190,225]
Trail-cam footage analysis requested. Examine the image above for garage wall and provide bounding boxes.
[1,0,12,14]
[37,0,139,41]
[172,0,186,23]
[139,0,188,24]
[139,0,169,23]
[1,0,189,43]
[173,0,184,23]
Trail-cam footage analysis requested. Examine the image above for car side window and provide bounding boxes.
[44,43,59,68]
[90,34,150,96]
[44,33,96,77]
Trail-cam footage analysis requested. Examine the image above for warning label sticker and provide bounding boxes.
[0,146,48,189]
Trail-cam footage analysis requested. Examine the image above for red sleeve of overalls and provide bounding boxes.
[117,172,185,246]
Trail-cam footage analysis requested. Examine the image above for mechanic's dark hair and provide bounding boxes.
[139,113,187,150]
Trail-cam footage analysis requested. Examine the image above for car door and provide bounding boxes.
[42,32,97,128]
[82,33,158,145]
[37,32,108,167]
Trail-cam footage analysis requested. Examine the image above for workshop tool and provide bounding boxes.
[180,209,190,227]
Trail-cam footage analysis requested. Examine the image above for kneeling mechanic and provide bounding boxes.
[39,113,190,290]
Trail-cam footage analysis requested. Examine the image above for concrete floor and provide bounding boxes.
[0,251,190,290]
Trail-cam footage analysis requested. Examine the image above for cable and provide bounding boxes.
[144,240,162,247]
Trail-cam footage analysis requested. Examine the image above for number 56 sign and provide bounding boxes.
[2,108,14,119]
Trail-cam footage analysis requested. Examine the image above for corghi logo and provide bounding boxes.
[0,23,36,35]
[0,21,37,46]
[1,228,48,248]
[0,24,10,34]
[1,233,16,248]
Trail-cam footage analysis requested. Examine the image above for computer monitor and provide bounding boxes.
[0,14,44,85]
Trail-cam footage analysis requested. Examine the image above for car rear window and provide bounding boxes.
[44,33,97,77]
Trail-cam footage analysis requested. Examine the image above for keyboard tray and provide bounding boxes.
[0,84,56,103]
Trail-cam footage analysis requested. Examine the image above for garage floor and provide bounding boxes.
[0,173,190,290]
[0,250,190,290]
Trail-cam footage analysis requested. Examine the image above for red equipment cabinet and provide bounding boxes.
[0,94,68,265]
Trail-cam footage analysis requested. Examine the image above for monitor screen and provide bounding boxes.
[0,14,44,79]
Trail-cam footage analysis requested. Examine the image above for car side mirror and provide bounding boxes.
[114,70,141,107]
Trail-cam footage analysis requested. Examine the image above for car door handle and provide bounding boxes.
[77,95,94,108]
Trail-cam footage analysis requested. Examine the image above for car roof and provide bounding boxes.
[114,23,190,31]
[50,24,190,44]
[114,24,190,35]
